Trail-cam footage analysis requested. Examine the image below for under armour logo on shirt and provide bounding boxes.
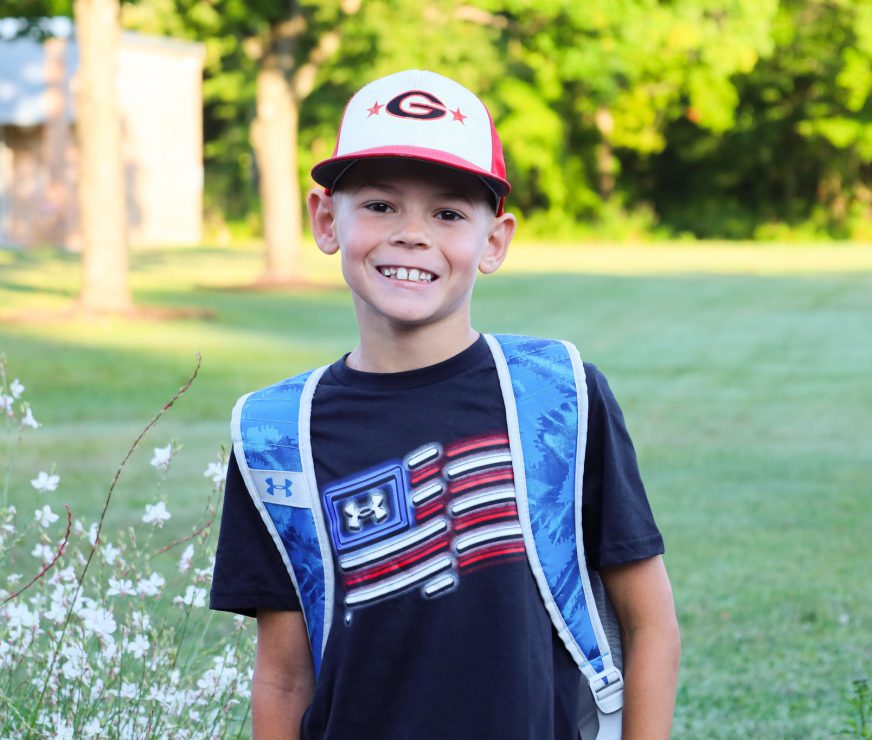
[344,493,388,532]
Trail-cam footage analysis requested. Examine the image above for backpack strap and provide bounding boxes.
[231,365,333,678]
[484,334,624,739]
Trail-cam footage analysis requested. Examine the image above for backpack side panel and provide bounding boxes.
[232,366,334,678]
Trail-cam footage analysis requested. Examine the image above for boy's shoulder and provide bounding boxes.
[234,333,609,401]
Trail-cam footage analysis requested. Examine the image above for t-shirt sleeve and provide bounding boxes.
[581,364,665,569]
[210,449,302,616]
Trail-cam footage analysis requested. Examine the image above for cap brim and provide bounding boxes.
[312,146,511,198]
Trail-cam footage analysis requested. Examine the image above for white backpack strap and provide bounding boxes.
[231,365,335,677]
[483,334,623,739]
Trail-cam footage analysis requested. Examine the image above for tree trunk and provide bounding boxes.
[251,1,361,286]
[253,19,303,285]
[594,107,616,201]
[74,0,131,312]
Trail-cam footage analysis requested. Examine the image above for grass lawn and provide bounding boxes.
[2,240,871,737]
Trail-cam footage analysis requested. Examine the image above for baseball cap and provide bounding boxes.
[311,69,510,212]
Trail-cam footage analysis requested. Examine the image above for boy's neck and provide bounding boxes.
[346,324,480,373]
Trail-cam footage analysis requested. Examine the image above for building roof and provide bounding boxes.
[0,23,203,127]
[0,36,76,126]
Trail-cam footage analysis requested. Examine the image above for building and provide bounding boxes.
[0,26,204,248]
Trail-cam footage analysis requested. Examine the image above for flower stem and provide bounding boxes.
[30,353,202,724]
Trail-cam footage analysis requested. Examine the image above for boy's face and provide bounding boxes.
[308,159,515,338]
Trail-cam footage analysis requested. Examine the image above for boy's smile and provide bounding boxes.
[308,159,516,361]
[377,266,435,283]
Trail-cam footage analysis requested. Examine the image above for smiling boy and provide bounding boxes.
[211,70,680,740]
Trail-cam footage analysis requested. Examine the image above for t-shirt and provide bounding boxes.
[211,335,664,740]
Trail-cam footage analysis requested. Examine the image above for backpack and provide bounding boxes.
[232,334,624,739]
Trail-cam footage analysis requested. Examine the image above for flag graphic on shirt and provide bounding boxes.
[321,434,526,610]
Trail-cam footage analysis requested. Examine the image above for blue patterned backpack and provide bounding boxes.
[232,334,624,738]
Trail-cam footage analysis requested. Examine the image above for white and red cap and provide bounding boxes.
[311,69,510,212]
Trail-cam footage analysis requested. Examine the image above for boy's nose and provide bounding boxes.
[389,214,431,248]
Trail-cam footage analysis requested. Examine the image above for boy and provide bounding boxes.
[211,70,680,740]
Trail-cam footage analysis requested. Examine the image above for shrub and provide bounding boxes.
[0,355,253,738]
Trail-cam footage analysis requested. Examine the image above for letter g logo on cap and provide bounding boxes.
[386,90,447,120]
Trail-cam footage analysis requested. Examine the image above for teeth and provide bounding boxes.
[379,267,434,282]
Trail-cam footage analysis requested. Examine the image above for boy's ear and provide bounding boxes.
[307,188,340,255]
[478,212,517,275]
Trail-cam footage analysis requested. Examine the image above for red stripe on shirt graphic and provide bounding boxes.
[324,434,526,612]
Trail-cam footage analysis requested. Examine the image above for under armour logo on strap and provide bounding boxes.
[344,493,388,532]
[265,477,294,497]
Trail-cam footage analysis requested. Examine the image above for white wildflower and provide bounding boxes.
[150,443,174,471]
[5,602,39,632]
[106,578,134,597]
[0,394,13,413]
[0,641,11,669]
[127,634,150,659]
[21,406,39,429]
[89,678,104,699]
[119,681,137,700]
[143,501,171,527]
[178,543,194,572]
[136,572,165,597]
[55,565,77,583]
[31,542,55,563]
[100,542,120,565]
[31,471,60,493]
[45,593,68,624]
[147,684,170,704]
[49,714,74,739]
[86,522,98,546]
[79,604,116,640]
[174,585,207,609]
[60,642,88,681]
[132,610,152,631]
[7,572,22,585]
[10,378,24,398]
[82,718,102,737]
[35,504,60,528]
[203,460,227,486]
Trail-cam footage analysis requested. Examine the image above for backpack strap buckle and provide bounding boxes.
[589,667,624,714]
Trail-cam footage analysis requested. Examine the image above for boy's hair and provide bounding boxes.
[311,70,511,214]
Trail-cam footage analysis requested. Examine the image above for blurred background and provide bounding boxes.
[2,1,871,272]
[1,0,871,737]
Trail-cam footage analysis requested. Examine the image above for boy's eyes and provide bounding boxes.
[362,202,465,221]
[435,209,464,222]
[364,201,393,213]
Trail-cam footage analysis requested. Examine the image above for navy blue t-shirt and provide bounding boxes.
[211,336,663,740]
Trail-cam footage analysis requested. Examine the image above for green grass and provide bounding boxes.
[2,242,871,737]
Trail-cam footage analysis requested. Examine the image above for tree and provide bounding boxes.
[479,0,778,234]
[251,0,362,285]
[3,0,131,311]
[74,0,131,312]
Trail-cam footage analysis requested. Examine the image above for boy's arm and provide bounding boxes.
[600,555,680,740]
[252,609,315,740]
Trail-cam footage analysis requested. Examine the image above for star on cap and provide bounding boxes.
[450,107,467,124]
[367,101,384,117]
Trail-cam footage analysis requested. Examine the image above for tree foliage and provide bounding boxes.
[10,0,872,240]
